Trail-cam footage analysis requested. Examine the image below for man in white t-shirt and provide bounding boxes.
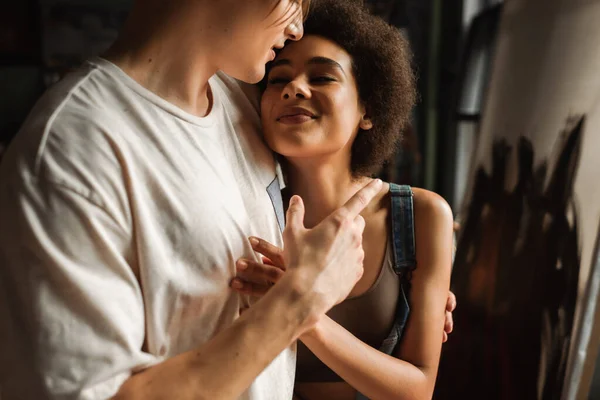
[0,1,386,399]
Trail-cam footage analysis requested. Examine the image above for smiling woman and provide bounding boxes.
[262,0,415,177]
[261,36,374,162]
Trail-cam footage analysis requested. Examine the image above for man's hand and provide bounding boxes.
[278,179,382,322]
[232,179,381,330]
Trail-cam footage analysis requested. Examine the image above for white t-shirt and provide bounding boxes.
[0,58,293,400]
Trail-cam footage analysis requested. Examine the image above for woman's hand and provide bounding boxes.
[443,291,456,342]
[231,237,458,342]
[230,237,286,299]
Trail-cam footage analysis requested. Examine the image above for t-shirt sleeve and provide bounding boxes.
[0,176,159,400]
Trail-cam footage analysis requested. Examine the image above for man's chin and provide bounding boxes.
[246,66,267,84]
[224,65,265,85]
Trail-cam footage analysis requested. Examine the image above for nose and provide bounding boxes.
[285,16,304,41]
[282,79,310,100]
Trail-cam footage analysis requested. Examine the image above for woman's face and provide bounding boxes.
[261,35,372,160]
[218,0,305,83]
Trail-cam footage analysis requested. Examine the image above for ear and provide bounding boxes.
[359,114,373,130]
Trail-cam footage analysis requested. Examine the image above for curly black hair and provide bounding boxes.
[267,0,416,177]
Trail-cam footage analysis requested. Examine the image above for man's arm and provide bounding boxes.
[115,181,383,399]
[114,272,312,399]
[0,171,382,400]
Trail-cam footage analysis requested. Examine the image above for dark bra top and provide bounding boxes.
[295,183,417,383]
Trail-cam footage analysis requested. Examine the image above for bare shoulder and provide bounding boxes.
[411,188,454,224]
[411,188,454,274]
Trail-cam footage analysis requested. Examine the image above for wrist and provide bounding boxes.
[274,269,325,337]
[299,315,326,343]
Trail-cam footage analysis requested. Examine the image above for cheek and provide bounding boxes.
[260,92,277,128]
[323,91,363,135]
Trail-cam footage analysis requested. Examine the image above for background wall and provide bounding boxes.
[436,0,600,398]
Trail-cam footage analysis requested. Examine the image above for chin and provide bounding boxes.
[223,64,265,84]
[245,71,265,84]
[243,64,267,84]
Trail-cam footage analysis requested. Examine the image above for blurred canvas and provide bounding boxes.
[435,1,600,398]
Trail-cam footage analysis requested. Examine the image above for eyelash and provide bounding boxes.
[267,76,336,85]
[268,78,290,85]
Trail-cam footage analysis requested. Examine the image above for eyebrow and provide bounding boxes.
[270,56,346,75]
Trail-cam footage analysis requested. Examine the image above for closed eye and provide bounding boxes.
[311,76,336,83]
[268,77,291,85]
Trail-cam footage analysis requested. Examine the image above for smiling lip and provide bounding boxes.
[276,108,317,125]
[269,49,276,61]
[278,115,315,124]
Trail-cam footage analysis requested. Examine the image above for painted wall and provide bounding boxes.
[437,0,600,398]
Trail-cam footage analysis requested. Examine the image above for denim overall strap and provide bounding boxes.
[355,183,416,400]
[389,183,417,277]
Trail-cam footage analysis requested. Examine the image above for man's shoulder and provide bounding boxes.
[19,61,125,139]
[2,64,132,196]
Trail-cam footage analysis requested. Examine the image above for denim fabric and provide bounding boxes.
[356,184,416,400]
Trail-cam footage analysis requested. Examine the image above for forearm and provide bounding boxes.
[115,273,316,400]
[300,316,434,400]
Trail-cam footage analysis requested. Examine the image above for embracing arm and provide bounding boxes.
[233,189,454,400]
[298,190,454,399]
[300,189,452,399]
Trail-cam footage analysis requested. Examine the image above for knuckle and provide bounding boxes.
[355,214,365,228]
[274,269,284,280]
[352,230,363,246]
[332,212,349,229]
[283,229,296,243]
[354,221,366,235]
[268,268,282,281]
[355,192,368,207]
[356,265,364,280]
[276,255,286,268]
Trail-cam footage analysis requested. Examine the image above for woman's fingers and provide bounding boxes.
[230,258,286,298]
[444,310,454,334]
[446,291,457,312]
[249,237,286,269]
[235,258,285,285]
[231,278,270,297]
[262,256,276,266]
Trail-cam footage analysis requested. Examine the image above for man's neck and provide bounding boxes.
[103,1,217,117]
